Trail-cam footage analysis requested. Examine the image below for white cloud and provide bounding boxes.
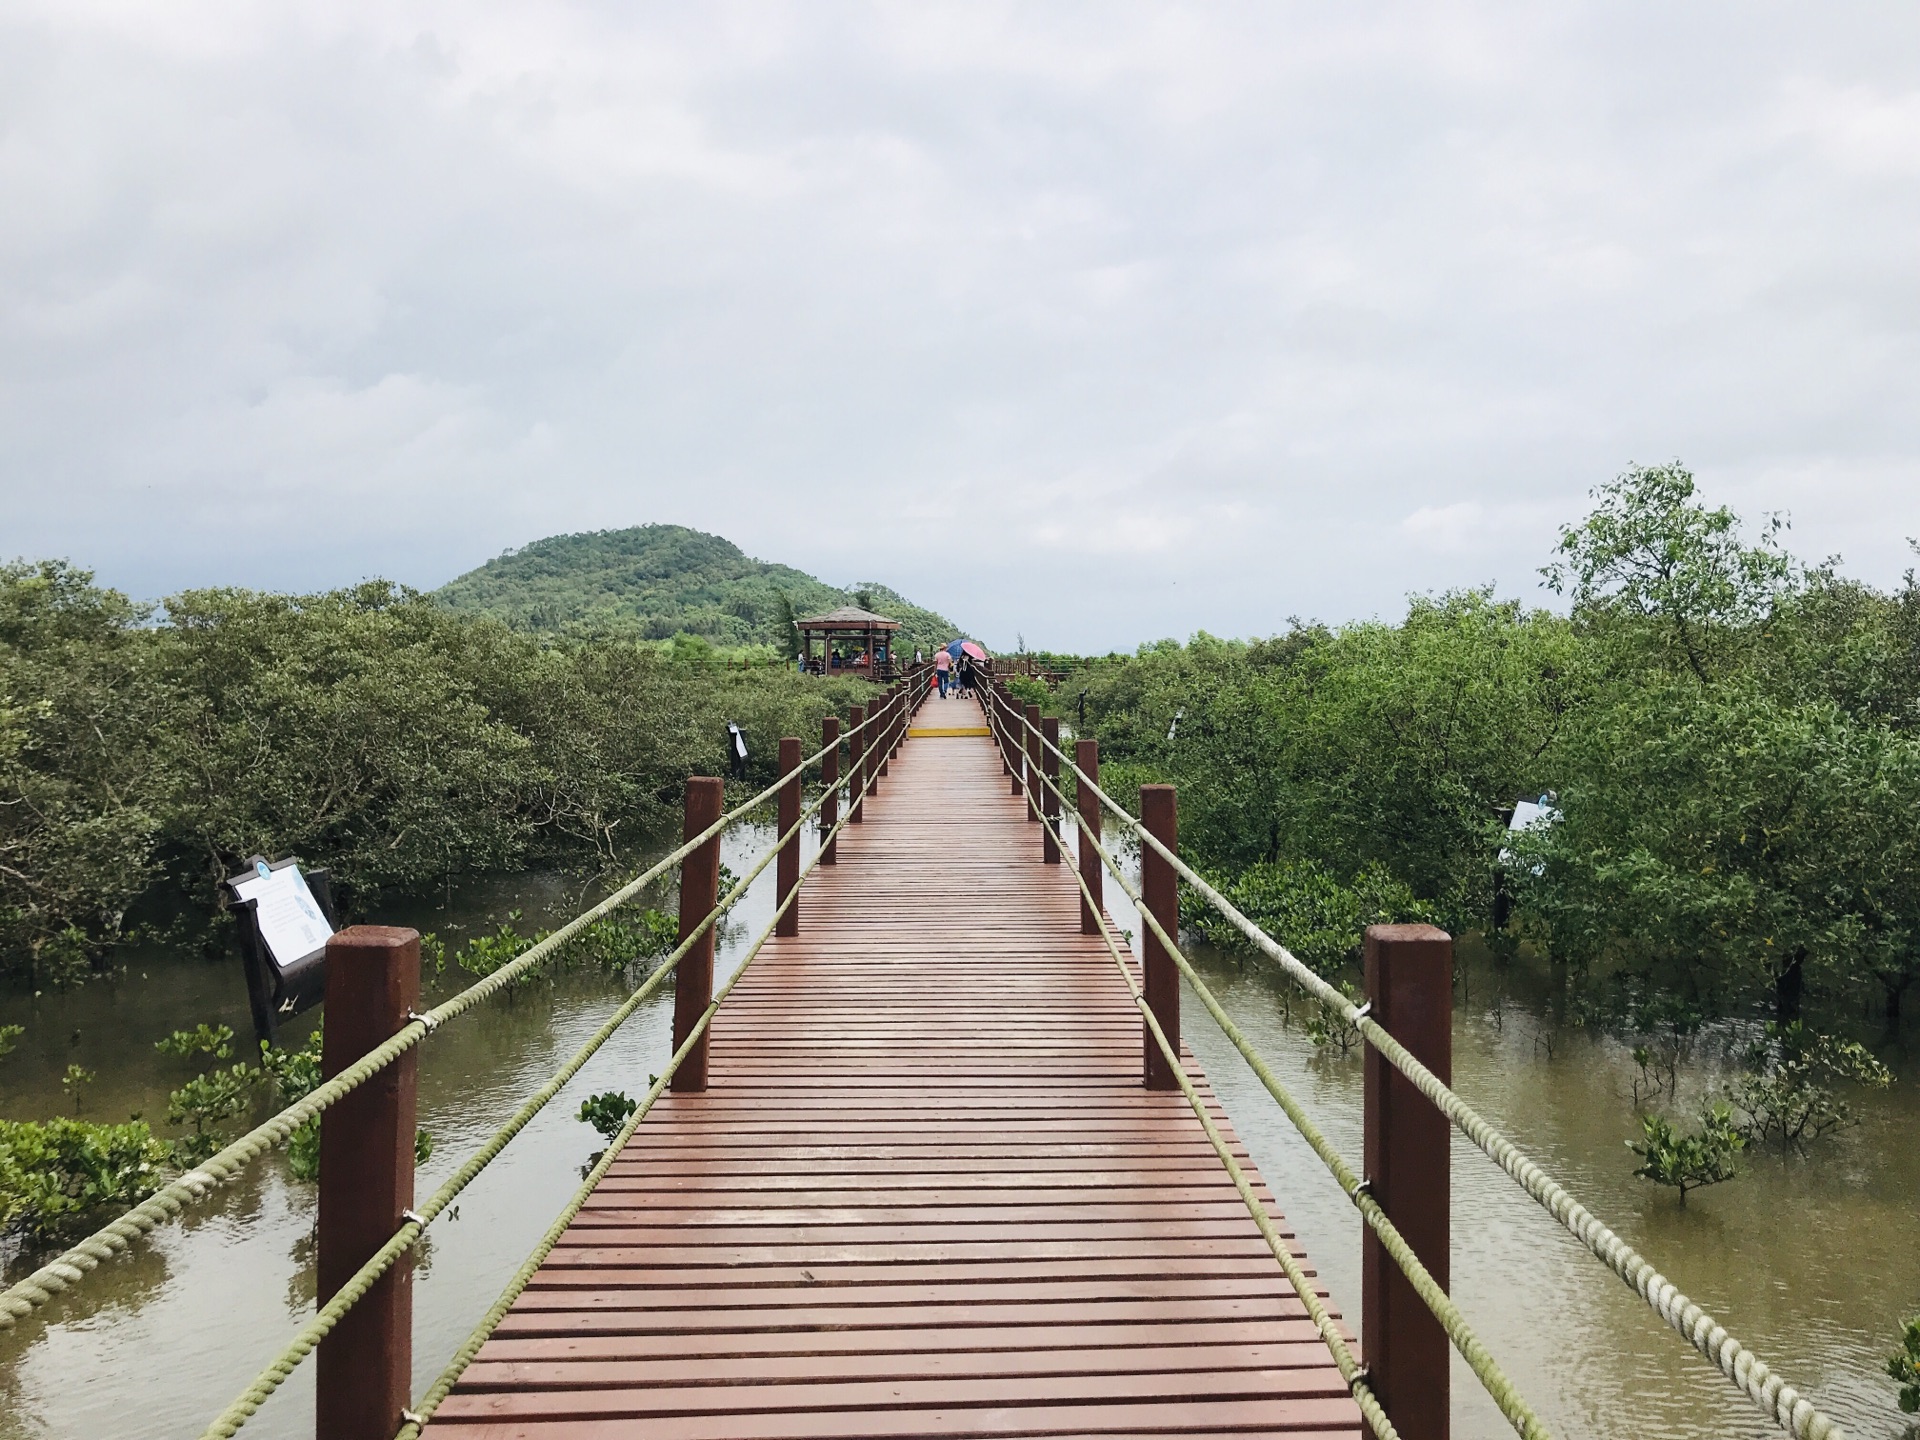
[3,2,1920,650]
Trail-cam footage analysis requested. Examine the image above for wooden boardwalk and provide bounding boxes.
[435,698,1360,1439]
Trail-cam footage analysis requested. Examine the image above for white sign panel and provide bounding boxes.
[1499,797,1561,872]
[231,862,334,970]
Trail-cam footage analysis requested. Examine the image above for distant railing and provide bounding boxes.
[980,677,1848,1440]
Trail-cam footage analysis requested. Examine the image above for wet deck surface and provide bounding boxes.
[435,700,1360,1438]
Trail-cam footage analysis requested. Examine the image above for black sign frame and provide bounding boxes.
[226,854,336,1048]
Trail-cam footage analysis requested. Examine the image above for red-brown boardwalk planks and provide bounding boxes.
[435,700,1361,1439]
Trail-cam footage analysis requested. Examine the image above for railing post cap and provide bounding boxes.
[327,926,419,951]
[1364,923,1451,946]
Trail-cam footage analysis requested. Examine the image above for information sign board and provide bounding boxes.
[226,855,336,1046]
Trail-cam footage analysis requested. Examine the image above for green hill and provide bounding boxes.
[436,524,961,657]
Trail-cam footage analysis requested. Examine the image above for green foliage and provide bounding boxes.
[1544,461,1794,683]
[161,1023,323,1167]
[1181,860,1428,976]
[434,523,961,657]
[455,913,531,981]
[446,904,680,986]
[578,1090,639,1142]
[1890,1314,1920,1414]
[165,1064,260,1162]
[1069,593,1574,939]
[562,908,679,971]
[255,1025,429,1183]
[1620,992,1706,1107]
[1071,466,1920,1039]
[1004,675,1051,712]
[1725,1022,1893,1149]
[1629,1103,1745,1204]
[0,1117,172,1245]
[155,1023,235,1061]
[0,560,875,983]
[1303,980,1367,1054]
[773,592,802,661]
[0,1023,21,1059]
[60,1064,95,1112]
[286,1119,321,1182]
[259,1024,325,1107]
[0,561,171,985]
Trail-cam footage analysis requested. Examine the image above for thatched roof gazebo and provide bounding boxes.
[795,604,902,680]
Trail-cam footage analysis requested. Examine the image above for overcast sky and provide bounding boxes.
[4,3,1918,651]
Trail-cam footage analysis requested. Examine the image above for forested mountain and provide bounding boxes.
[435,524,960,656]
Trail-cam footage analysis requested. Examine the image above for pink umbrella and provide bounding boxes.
[961,641,988,661]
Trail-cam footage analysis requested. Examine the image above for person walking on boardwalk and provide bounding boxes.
[934,645,951,697]
[956,650,975,696]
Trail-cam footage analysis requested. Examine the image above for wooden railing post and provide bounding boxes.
[820,716,840,865]
[848,704,867,823]
[1006,689,1022,793]
[1006,687,1021,779]
[317,925,419,1440]
[1041,717,1062,863]
[1139,785,1179,1090]
[878,689,892,777]
[776,737,802,937]
[1077,739,1102,933]
[1363,924,1452,1440]
[1023,704,1042,821]
[672,777,724,1092]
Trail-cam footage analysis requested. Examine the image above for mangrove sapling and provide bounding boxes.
[154,1022,235,1062]
[1725,1022,1893,1149]
[456,912,533,983]
[1304,981,1366,1057]
[561,908,678,973]
[578,1091,639,1141]
[1628,1047,1665,1108]
[0,1118,172,1247]
[1622,993,1704,1108]
[577,1090,639,1172]
[1890,1314,1920,1415]
[60,1064,95,1113]
[158,1024,269,1163]
[256,1025,430,1182]
[1629,1102,1745,1205]
[166,1064,262,1162]
[0,1023,21,1059]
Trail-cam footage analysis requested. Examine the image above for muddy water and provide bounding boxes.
[2,819,1917,1439]
[1099,854,1920,1440]
[0,821,793,1440]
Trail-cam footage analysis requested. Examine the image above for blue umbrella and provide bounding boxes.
[946,639,965,660]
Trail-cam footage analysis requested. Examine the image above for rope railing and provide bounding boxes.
[0,702,896,1336]
[194,702,893,1440]
[389,695,908,1439]
[986,684,1848,1440]
[993,706,1545,1439]
[1022,759,1401,1440]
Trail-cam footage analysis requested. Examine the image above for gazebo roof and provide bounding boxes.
[793,605,902,631]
